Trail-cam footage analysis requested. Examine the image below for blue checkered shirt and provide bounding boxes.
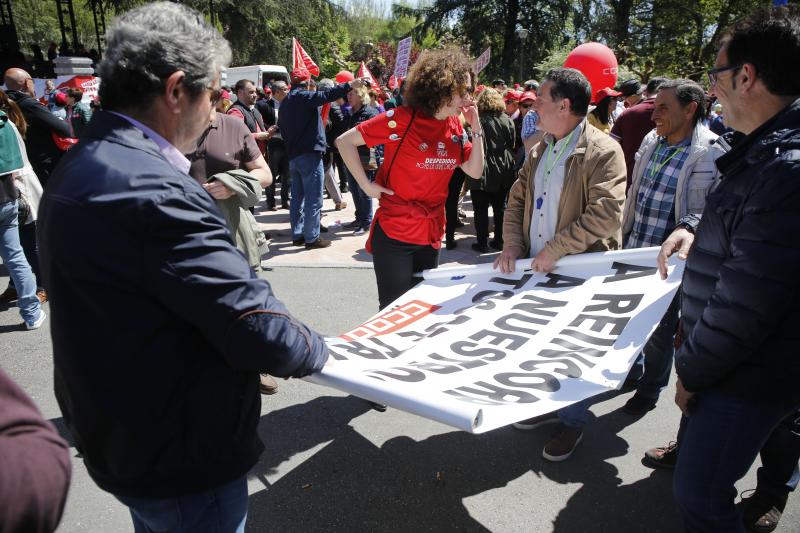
[521,111,538,140]
[626,137,691,248]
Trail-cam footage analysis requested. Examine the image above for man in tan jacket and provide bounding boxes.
[493,67,627,461]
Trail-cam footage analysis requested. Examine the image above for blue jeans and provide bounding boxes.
[289,152,324,243]
[0,200,41,326]
[7,221,43,291]
[347,168,374,229]
[673,391,799,532]
[757,409,800,495]
[633,292,680,399]
[115,475,247,533]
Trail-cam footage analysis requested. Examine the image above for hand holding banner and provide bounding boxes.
[307,248,684,433]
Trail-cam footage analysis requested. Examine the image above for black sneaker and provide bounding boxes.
[305,238,332,250]
[471,242,490,254]
[642,441,678,469]
[445,239,457,250]
[292,237,305,246]
[512,411,560,430]
[344,220,361,229]
[622,392,658,416]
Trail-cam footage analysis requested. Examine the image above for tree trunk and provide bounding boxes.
[500,0,519,79]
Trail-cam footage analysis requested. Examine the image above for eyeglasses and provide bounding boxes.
[707,64,742,87]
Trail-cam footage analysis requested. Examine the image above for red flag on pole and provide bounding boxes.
[292,38,320,77]
[357,62,380,92]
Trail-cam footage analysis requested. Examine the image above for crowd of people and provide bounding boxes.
[0,1,798,532]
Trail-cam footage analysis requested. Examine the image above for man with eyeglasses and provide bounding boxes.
[3,68,72,185]
[652,6,800,532]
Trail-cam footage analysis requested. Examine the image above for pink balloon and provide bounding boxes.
[563,43,619,104]
[335,70,355,83]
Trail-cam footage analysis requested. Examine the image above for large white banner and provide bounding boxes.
[308,248,683,434]
[394,37,413,79]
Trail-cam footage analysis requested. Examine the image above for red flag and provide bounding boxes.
[357,62,380,92]
[292,38,320,77]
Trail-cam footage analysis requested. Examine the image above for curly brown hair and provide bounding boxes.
[403,47,472,117]
[477,88,505,114]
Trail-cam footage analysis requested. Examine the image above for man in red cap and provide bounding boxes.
[278,68,363,249]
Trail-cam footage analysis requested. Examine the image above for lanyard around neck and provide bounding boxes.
[540,128,576,197]
[648,142,686,179]
[544,129,576,175]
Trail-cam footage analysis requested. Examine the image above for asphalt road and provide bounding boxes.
[1,265,798,532]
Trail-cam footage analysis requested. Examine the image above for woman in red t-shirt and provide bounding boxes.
[337,48,485,309]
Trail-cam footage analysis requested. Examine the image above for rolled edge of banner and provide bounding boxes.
[304,369,484,433]
[416,247,664,280]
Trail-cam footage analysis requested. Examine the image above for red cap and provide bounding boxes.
[594,87,622,101]
[54,91,68,106]
[290,67,311,83]
[520,91,537,103]
[505,90,521,102]
[220,89,231,101]
[263,86,272,95]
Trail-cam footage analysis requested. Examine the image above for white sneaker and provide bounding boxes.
[353,227,367,236]
[26,310,47,330]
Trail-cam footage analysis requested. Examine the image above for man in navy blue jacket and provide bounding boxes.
[37,4,328,530]
[278,68,363,249]
[656,6,800,531]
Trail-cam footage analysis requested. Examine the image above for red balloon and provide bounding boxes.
[335,70,355,84]
[563,43,618,104]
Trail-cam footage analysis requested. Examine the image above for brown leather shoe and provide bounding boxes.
[335,201,348,210]
[259,374,279,395]
[36,289,48,304]
[542,423,583,462]
[305,238,331,250]
[0,286,18,303]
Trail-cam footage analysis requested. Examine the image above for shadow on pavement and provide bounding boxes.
[245,395,679,532]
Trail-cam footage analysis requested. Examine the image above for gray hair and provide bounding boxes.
[316,78,335,90]
[98,1,231,111]
[658,78,707,124]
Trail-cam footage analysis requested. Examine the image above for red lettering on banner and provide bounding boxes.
[340,300,441,341]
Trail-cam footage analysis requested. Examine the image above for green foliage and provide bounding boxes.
[11,0,120,55]
[9,0,771,89]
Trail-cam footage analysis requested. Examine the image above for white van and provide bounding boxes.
[224,65,290,90]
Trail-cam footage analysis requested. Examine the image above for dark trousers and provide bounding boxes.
[445,169,466,241]
[471,188,507,246]
[266,141,290,208]
[372,221,439,310]
[334,152,348,192]
[673,392,800,532]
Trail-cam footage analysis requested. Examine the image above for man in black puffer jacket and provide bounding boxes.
[655,6,800,532]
